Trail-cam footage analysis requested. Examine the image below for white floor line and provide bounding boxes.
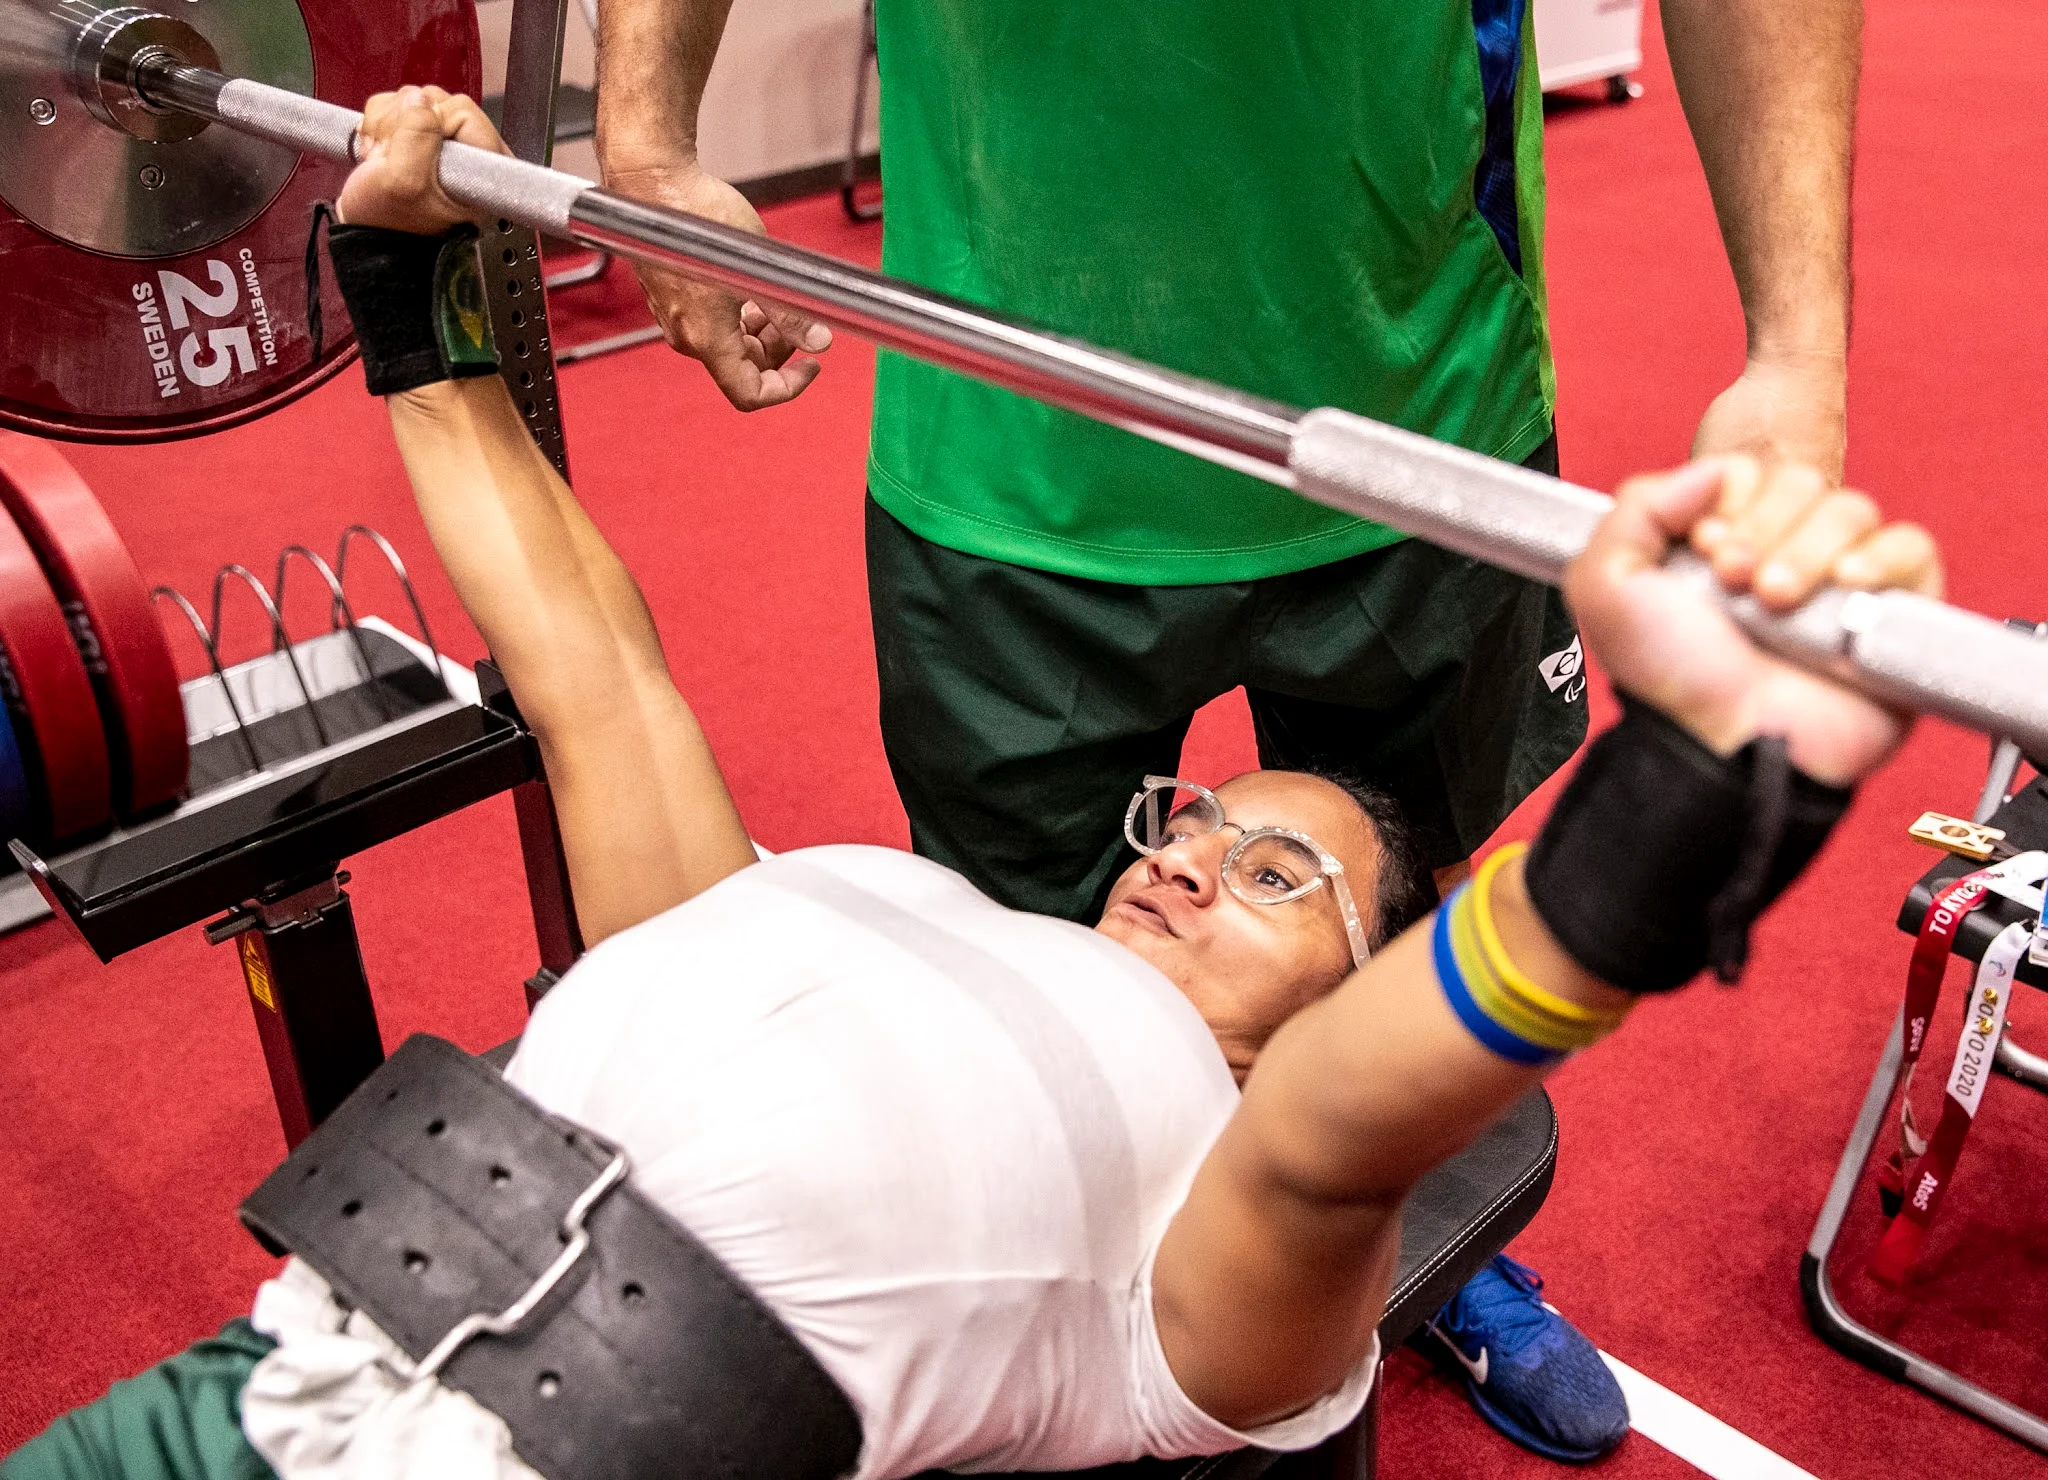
[1601,1352,1817,1480]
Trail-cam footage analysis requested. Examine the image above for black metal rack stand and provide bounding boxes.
[1802,731,2048,1452]
[18,650,565,1145]
[840,0,880,223]
[16,5,591,1147]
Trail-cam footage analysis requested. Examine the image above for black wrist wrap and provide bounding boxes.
[324,222,499,396]
[1524,693,1854,993]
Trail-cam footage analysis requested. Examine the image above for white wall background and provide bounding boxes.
[476,0,879,186]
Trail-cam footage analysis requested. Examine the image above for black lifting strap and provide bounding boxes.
[304,201,336,362]
[1703,734,1792,984]
[240,1036,863,1480]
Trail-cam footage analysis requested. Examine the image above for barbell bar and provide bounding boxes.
[15,4,2048,759]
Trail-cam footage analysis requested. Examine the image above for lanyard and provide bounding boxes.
[1866,849,2046,1284]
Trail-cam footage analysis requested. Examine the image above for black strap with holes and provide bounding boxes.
[239,1035,863,1480]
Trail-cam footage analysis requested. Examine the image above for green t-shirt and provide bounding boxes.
[866,1,1555,585]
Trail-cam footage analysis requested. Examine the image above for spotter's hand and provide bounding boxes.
[1566,457,1942,787]
[337,87,510,234]
[605,160,831,411]
[1692,355,1848,485]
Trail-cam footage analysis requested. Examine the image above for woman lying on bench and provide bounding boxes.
[6,91,1942,1480]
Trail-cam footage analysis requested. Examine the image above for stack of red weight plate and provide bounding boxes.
[0,431,189,852]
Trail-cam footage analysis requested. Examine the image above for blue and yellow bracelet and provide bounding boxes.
[1432,843,1626,1065]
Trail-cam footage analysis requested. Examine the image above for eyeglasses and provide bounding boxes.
[1122,776,1372,970]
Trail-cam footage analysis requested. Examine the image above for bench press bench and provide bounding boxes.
[29,657,1559,1480]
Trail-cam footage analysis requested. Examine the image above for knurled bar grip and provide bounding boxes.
[1285,407,1607,585]
[133,60,2048,759]
[145,69,591,234]
[1289,408,2048,759]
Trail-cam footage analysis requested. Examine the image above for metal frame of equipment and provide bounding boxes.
[1802,625,2048,1454]
[12,534,580,1146]
[839,0,880,224]
[11,0,589,1149]
[486,0,669,366]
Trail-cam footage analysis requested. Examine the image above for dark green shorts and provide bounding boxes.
[2,1322,276,1480]
[865,440,1587,922]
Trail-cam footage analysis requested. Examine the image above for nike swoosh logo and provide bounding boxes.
[1430,1322,1489,1385]
[1451,1343,1489,1385]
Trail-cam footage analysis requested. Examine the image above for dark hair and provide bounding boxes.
[1296,766,1431,950]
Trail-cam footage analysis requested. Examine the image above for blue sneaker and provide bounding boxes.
[1419,1256,1630,1462]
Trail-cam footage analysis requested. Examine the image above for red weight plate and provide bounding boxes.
[0,432,188,820]
[0,0,481,444]
[0,505,111,843]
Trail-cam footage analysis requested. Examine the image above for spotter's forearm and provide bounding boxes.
[1663,0,1861,363]
[595,0,736,174]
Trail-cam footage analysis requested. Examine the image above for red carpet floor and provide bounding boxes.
[5,2,2047,1474]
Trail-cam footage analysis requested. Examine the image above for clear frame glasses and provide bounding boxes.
[1122,776,1372,970]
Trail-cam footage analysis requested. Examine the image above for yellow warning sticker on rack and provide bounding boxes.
[240,933,276,1012]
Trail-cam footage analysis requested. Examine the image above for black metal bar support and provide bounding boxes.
[481,220,570,479]
[839,0,880,223]
[488,0,572,479]
[499,0,569,167]
[513,777,584,1010]
[476,659,584,1008]
[222,873,385,1148]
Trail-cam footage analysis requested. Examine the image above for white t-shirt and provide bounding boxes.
[242,846,1376,1480]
